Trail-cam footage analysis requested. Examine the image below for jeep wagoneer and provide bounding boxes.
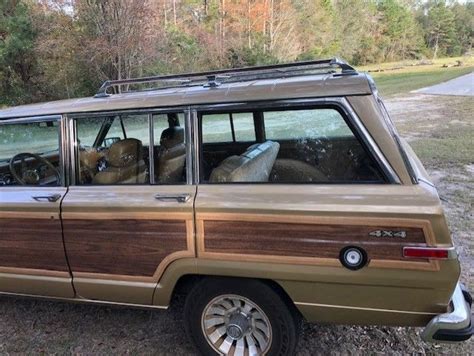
[0,59,471,355]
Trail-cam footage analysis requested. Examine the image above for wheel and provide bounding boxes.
[184,277,299,356]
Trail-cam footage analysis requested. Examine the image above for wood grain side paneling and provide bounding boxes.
[203,220,427,261]
[0,218,70,272]
[62,219,188,277]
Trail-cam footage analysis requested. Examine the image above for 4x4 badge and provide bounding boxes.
[369,230,407,238]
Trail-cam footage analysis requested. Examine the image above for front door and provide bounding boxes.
[61,110,196,305]
[0,117,74,298]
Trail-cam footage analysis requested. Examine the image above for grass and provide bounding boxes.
[387,94,474,169]
[358,56,474,96]
[410,127,474,167]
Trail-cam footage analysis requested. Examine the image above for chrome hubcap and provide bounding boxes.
[201,294,272,356]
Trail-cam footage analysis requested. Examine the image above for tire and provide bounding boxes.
[184,277,300,356]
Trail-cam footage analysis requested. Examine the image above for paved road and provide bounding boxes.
[413,72,473,96]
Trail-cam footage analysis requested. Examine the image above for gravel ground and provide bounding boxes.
[0,93,473,355]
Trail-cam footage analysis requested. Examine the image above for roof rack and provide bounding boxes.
[94,57,356,98]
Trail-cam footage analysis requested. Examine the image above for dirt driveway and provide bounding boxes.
[414,72,473,96]
[0,93,473,355]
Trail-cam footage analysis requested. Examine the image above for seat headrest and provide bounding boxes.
[160,127,185,149]
[210,141,280,183]
[107,138,143,167]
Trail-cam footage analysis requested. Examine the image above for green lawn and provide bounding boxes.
[372,67,473,97]
[358,56,474,97]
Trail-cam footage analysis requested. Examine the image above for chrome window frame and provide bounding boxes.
[0,95,401,187]
[0,115,66,187]
[191,97,401,184]
[65,107,193,186]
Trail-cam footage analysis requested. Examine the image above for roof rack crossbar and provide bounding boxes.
[94,57,356,98]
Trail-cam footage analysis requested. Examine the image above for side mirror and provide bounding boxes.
[103,137,121,147]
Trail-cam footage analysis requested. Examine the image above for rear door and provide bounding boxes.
[0,116,74,298]
[61,110,196,305]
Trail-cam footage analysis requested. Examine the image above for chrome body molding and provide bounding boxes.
[0,290,168,310]
[293,301,437,316]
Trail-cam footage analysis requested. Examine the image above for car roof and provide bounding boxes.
[0,72,372,120]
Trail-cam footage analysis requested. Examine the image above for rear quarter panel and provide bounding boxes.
[189,183,460,325]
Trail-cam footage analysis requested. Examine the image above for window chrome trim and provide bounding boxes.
[185,108,194,185]
[0,115,62,125]
[340,97,401,184]
[376,95,418,184]
[192,97,400,184]
[59,115,69,187]
[67,108,192,186]
[0,96,401,186]
[64,115,77,186]
[66,106,190,119]
[148,113,155,184]
[191,109,200,185]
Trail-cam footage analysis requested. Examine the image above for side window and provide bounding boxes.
[264,108,384,183]
[265,109,353,140]
[76,114,150,185]
[153,113,186,184]
[202,113,256,143]
[200,112,257,180]
[103,117,125,147]
[200,106,385,184]
[232,113,255,142]
[0,120,62,186]
[202,114,233,143]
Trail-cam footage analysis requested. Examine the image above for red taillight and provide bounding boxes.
[403,247,450,259]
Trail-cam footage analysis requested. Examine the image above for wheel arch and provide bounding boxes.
[153,258,302,320]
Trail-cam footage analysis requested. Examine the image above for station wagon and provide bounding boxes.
[0,59,471,355]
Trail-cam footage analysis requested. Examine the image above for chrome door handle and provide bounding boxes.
[154,194,191,203]
[32,194,62,203]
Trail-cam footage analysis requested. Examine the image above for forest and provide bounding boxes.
[0,0,472,107]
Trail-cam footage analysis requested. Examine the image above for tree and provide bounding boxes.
[332,0,381,64]
[378,0,424,62]
[74,0,158,84]
[1,0,473,106]
[422,1,456,59]
[0,0,38,106]
[451,2,474,56]
[33,0,94,99]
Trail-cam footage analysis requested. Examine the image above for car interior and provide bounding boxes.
[200,108,386,184]
[0,106,385,186]
[0,121,62,186]
[77,113,186,185]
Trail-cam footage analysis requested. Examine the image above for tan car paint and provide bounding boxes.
[347,95,413,184]
[152,257,458,326]
[0,72,462,330]
[0,74,371,120]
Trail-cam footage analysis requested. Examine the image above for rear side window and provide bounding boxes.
[200,105,386,184]
[263,107,384,183]
[264,109,353,140]
[202,113,256,143]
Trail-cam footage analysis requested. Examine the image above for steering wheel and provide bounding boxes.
[9,152,60,185]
